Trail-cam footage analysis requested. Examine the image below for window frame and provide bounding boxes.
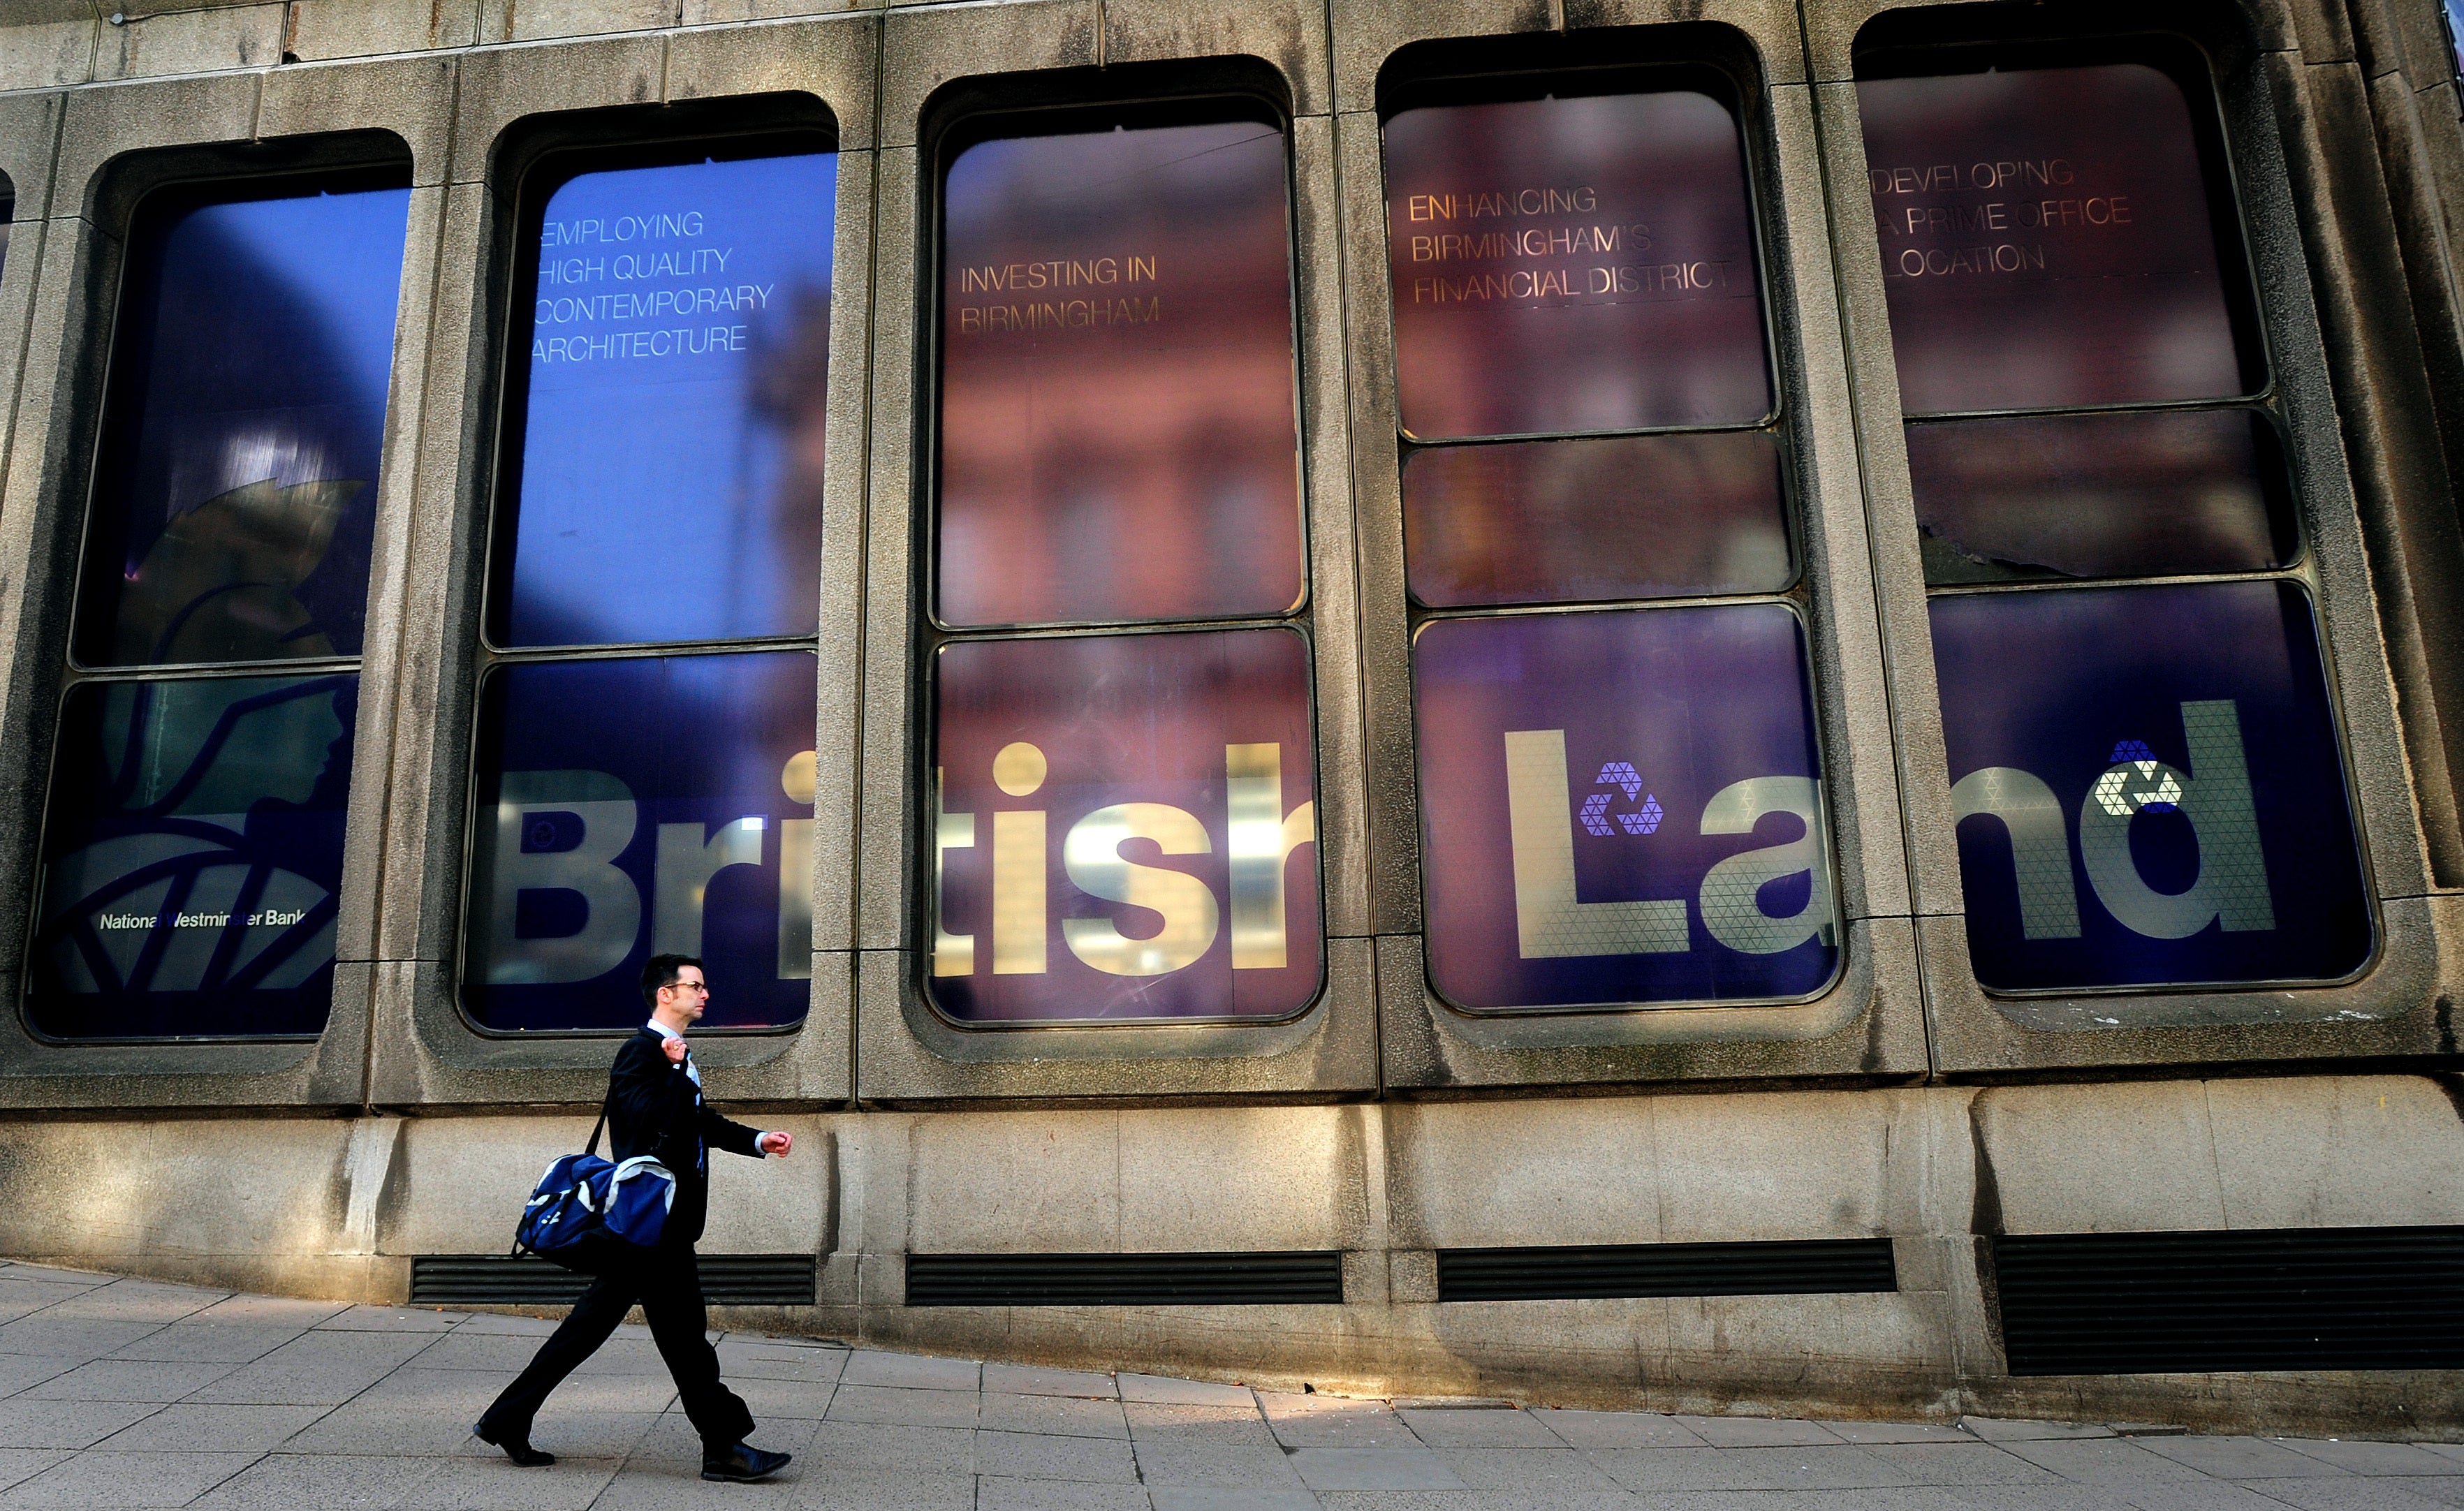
[912,88,1333,1031]
[25,156,414,1047]
[1376,45,1849,1019]
[454,119,842,1041]
[1849,22,2386,1003]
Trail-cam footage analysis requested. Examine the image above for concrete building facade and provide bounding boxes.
[0,0,2461,1435]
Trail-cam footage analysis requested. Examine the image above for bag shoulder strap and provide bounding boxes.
[584,1083,615,1157]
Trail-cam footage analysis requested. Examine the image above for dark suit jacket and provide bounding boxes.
[606,1027,764,1248]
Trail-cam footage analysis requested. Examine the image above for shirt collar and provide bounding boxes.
[646,1019,685,1044]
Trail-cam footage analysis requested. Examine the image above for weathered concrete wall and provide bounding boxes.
[0,1077,2456,1433]
[3,0,2464,1440]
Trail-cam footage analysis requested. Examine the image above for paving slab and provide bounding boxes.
[981,1362,1115,1399]
[1431,1445,1627,1492]
[0,1449,258,1509]
[980,1390,1130,1439]
[824,1382,979,1429]
[839,1350,979,1392]
[1128,1402,1276,1443]
[976,1474,1150,1510]
[22,1357,242,1401]
[1133,1436,1312,1489]
[1147,1491,1326,1511]
[1963,1416,2120,1441]
[1537,1409,1709,1449]
[2278,1439,2464,1474]
[87,1403,332,1452]
[1121,1373,1256,1406]
[973,1427,1141,1482]
[1670,1413,1847,1447]
[1261,1392,1417,1447]
[1398,1406,1562,1448]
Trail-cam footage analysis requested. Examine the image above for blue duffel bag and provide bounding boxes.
[513,1096,677,1270]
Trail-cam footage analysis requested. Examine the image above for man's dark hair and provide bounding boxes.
[640,954,705,1008]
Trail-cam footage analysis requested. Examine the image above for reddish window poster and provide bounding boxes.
[1907,407,2294,582]
[1402,431,1791,607]
[1857,61,2258,414]
[1381,89,1770,441]
[937,119,1303,629]
[929,628,1321,1024]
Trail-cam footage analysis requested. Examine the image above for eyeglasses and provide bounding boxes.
[666,980,710,996]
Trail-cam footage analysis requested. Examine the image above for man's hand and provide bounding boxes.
[758,1131,793,1158]
[661,1036,689,1066]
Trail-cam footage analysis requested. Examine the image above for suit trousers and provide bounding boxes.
[479,1246,754,1450]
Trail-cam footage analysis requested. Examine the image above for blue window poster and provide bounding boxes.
[1933,580,2373,992]
[499,149,836,649]
[1412,605,1836,1010]
[462,651,818,1031]
[78,178,411,668]
[29,674,356,1040]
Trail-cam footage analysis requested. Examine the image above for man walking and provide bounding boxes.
[474,954,796,1484]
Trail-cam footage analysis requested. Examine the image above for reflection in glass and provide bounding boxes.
[78,178,411,667]
[1403,432,1790,606]
[1382,88,1770,440]
[1858,62,2257,413]
[938,119,1303,628]
[29,673,355,1039]
[1931,580,2370,991]
[1908,408,2294,584]
[464,651,817,1032]
[1414,606,1834,1010]
[930,628,1321,1022]
[499,151,837,648]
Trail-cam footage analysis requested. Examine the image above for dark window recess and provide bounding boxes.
[1436,1239,1895,1302]
[409,1254,818,1307]
[1992,1228,2464,1375]
[905,1252,1343,1306]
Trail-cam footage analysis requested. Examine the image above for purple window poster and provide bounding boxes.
[462,651,818,1032]
[930,628,1321,1024]
[1932,581,2371,992]
[1413,605,1835,1010]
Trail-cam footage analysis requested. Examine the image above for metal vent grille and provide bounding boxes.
[1436,1239,1898,1302]
[1992,1226,2464,1375]
[409,1254,817,1307]
[905,1251,1343,1307]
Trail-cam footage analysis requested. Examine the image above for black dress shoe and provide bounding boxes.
[702,1442,792,1482]
[471,1420,555,1467]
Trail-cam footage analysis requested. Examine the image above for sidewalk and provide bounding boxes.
[0,1260,2456,1510]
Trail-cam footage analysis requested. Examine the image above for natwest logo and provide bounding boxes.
[930,629,1321,1023]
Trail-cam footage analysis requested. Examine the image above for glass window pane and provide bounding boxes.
[76,179,411,668]
[498,150,837,648]
[930,628,1321,1023]
[1931,581,2370,991]
[462,651,817,1032]
[1381,88,1770,440]
[1413,605,1836,1010]
[1858,61,2258,413]
[1403,432,1790,606]
[938,119,1303,628]
[1908,408,2295,584]
[29,672,357,1040]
